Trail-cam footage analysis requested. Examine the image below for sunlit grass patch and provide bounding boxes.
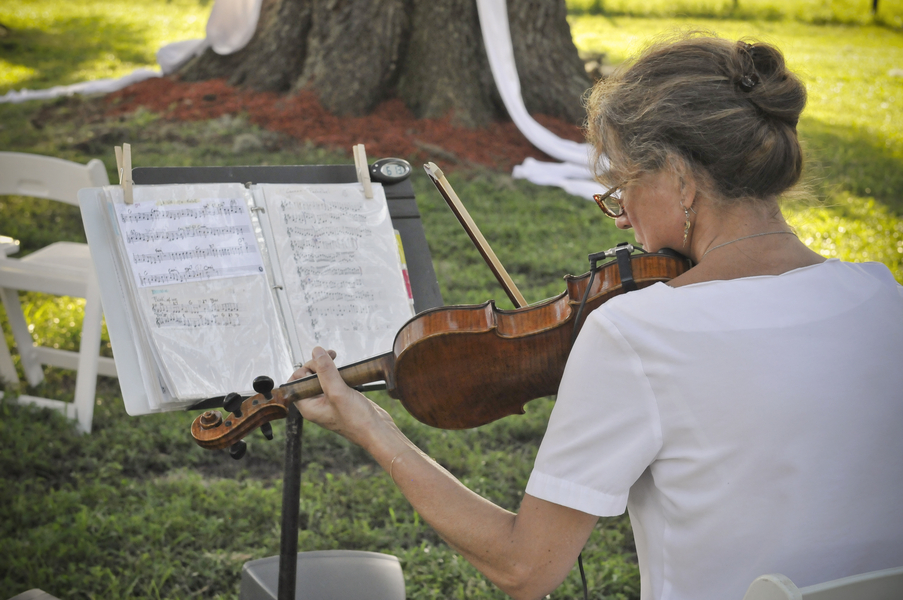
[570,18,903,159]
[0,61,37,89]
[785,194,903,281]
[567,0,903,28]
[0,0,210,94]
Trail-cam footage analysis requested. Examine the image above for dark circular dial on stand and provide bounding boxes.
[370,158,412,183]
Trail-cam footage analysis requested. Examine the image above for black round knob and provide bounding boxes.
[260,422,274,441]
[229,440,247,460]
[223,392,243,417]
[253,376,275,399]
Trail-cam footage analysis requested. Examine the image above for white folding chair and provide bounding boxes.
[0,151,115,433]
[743,565,903,600]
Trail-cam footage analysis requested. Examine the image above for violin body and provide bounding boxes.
[390,250,688,428]
[191,250,690,450]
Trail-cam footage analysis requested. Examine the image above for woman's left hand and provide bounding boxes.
[289,346,396,448]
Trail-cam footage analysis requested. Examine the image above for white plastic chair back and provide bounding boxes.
[0,151,113,433]
[0,152,108,205]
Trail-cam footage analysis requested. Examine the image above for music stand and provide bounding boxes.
[132,163,443,600]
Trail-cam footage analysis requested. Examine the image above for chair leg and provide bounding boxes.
[0,287,44,386]
[0,324,19,385]
[72,275,103,434]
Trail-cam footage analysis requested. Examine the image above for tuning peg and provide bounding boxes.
[253,375,274,399]
[223,392,243,418]
[260,422,274,441]
[229,440,247,460]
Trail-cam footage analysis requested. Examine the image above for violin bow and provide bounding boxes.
[423,162,527,309]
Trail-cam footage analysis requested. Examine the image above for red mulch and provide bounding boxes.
[104,77,584,171]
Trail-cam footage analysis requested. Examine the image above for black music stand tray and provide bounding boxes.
[133,164,443,600]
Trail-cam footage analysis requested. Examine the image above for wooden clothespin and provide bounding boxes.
[115,143,134,204]
[352,143,373,199]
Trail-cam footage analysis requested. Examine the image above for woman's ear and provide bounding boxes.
[673,156,698,211]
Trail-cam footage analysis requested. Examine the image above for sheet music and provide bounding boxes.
[113,197,264,288]
[133,275,292,399]
[260,183,414,366]
[118,184,293,400]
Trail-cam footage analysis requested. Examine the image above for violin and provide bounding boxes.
[190,247,689,450]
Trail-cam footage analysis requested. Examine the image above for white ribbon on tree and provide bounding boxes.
[475,0,605,199]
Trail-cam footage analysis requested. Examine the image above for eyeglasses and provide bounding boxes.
[593,185,623,219]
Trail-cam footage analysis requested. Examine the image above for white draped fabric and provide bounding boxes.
[475,0,605,198]
[0,68,162,103]
[1,0,605,198]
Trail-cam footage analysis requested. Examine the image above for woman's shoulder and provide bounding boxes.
[594,259,901,332]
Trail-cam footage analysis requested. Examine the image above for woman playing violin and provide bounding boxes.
[291,34,903,600]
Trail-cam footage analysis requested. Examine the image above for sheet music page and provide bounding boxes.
[260,183,414,366]
[114,184,293,400]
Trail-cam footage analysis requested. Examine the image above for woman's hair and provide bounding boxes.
[586,33,807,202]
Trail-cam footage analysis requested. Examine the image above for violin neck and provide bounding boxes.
[280,351,397,404]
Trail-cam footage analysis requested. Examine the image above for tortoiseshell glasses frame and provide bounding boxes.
[593,185,623,219]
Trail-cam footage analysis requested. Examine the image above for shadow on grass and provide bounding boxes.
[799,115,903,215]
[1,15,156,94]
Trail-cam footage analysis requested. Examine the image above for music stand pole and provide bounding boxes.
[277,405,304,600]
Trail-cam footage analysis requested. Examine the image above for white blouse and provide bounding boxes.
[527,260,903,600]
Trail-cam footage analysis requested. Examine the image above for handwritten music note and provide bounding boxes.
[261,183,413,365]
[133,277,293,400]
[114,198,264,289]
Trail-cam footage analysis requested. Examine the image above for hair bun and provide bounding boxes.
[734,40,804,128]
[586,34,808,202]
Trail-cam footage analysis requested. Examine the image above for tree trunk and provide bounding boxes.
[178,0,590,128]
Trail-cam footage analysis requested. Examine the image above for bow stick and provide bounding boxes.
[423,162,527,308]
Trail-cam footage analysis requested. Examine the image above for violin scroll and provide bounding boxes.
[191,353,394,451]
[190,377,298,450]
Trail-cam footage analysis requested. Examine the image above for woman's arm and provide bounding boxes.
[293,347,598,600]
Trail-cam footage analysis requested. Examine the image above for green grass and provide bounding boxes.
[1,2,902,599]
[567,0,903,28]
[0,0,211,94]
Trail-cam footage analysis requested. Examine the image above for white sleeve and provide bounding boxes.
[526,308,663,516]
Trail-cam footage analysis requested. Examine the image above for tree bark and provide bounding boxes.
[178,0,590,127]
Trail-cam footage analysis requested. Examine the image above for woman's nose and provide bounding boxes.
[616,213,632,230]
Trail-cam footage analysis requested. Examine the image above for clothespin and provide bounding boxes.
[352,143,373,199]
[115,144,134,204]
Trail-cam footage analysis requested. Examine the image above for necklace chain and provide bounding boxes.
[702,230,798,259]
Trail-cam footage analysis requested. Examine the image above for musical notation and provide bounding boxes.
[151,296,242,328]
[126,225,251,244]
[120,184,294,404]
[282,212,368,225]
[289,237,359,253]
[132,244,254,265]
[296,265,363,277]
[114,197,265,289]
[264,184,414,364]
[119,199,245,223]
[138,266,219,286]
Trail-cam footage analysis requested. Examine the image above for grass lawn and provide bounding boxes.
[1,1,902,598]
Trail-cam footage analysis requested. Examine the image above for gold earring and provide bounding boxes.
[683,206,691,247]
